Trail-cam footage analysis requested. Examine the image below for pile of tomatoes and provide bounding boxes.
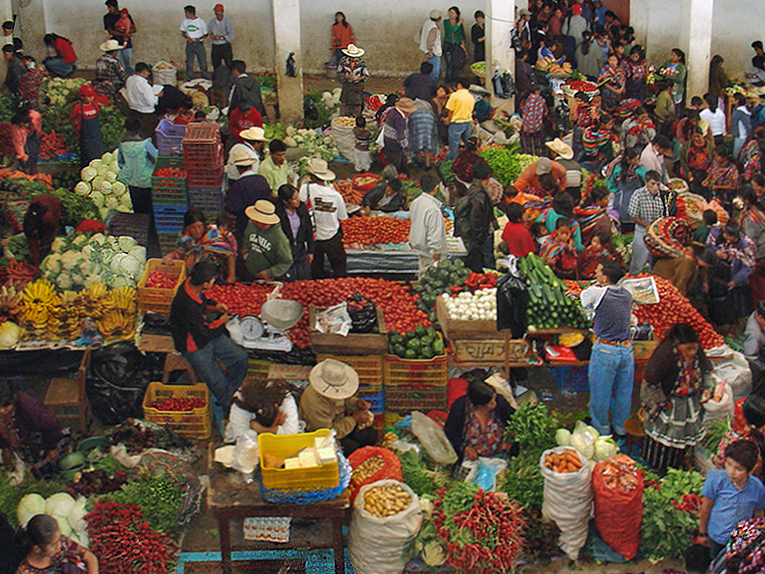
[145,270,179,289]
[150,397,206,411]
[209,277,430,349]
[155,167,187,178]
[341,216,411,246]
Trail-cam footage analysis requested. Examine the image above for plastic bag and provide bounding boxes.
[460,457,508,491]
[703,382,734,420]
[410,411,457,465]
[540,446,593,560]
[349,479,423,574]
[348,446,404,503]
[713,352,752,401]
[592,455,644,561]
[316,302,352,336]
[496,260,529,337]
[347,293,377,333]
[232,433,258,475]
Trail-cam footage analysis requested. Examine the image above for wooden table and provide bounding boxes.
[207,456,350,574]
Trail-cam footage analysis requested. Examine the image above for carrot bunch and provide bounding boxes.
[544,448,584,474]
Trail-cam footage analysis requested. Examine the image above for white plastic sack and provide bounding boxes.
[410,411,457,465]
[713,351,752,401]
[152,60,177,87]
[349,479,423,574]
[330,117,356,161]
[540,447,593,560]
[703,383,734,420]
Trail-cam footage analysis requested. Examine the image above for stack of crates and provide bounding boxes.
[151,156,187,256]
[183,123,224,206]
[383,347,448,423]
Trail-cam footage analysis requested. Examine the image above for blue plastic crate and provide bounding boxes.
[358,389,384,414]
[188,185,224,216]
[551,365,589,392]
[153,204,186,234]
[155,119,187,156]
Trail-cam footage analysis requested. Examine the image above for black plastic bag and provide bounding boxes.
[496,267,528,338]
[86,342,165,426]
[303,97,318,121]
[347,293,377,333]
[492,70,516,99]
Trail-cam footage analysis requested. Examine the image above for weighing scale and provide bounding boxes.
[233,299,304,352]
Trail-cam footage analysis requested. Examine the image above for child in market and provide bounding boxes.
[698,440,765,560]
[530,220,549,248]
[15,514,99,574]
[69,84,104,168]
[352,115,372,173]
[578,230,622,278]
[540,219,578,278]
[201,213,238,284]
[692,209,718,244]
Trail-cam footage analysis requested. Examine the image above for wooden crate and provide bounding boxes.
[138,332,176,353]
[632,339,659,361]
[451,338,528,365]
[309,304,388,355]
[44,349,91,432]
[435,296,498,341]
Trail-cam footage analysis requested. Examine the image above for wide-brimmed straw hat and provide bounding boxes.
[305,158,336,181]
[231,148,257,166]
[341,44,365,58]
[309,358,359,400]
[245,199,281,225]
[240,126,268,142]
[545,138,574,160]
[99,39,124,52]
[395,97,417,113]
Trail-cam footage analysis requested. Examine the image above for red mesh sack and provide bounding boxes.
[592,456,644,561]
[348,446,403,503]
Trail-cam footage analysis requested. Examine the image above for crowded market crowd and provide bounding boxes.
[1,0,765,573]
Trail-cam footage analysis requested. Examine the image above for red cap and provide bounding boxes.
[214,3,224,10]
[572,4,582,15]
[79,84,96,97]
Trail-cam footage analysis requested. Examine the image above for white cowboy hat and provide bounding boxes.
[341,44,365,58]
[244,199,281,225]
[239,126,268,142]
[309,358,359,400]
[260,299,304,330]
[231,148,257,166]
[99,39,124,52]
[545,138,574,160]
[305,158,336,181]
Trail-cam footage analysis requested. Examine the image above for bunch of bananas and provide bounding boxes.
[80,282,110,319]
[0,286,22,323]
[49,292,83,340]
[20,280,60,337]
[96,286,137,339]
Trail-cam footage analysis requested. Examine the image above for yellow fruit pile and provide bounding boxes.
[0,285,22,323]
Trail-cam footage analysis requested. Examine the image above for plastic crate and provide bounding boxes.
[142,382,211,439]
[188,185,224,216]
[107,212,150,247]
[157,232,178,256]
[383,350,448,389]
[258,429,340,491]
[316,354,383,393]
[551,365,590,392]
[156,119,187,156]
[384,385,447,415]
[138,258,186,315]
[153,204,187,234]
[358,389,384,414]
[247,359,272,381]
[183,123,224,171]
[151,157,187,205]
[187,169,224,188]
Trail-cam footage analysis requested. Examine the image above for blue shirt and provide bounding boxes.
[702,469,765,545]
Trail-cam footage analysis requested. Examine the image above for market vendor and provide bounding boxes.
[512,156,566,196]
[298,358,375,456]
[444,380,515,463]
[116,118,158,216]
[337,43,368,118]
[164,208,206,268]
[224,379,301,444]
[169,260,247,415]
[3,44,25,96]
[258,139,292,193]
[92,38,127,100]
[11,108,42,175]
[224,148,272,238]
[0,382,64,479]
[70,84,105,168]
[361,178,406,215]
[241,199,293,282]
[225,126,268,181]
[16,514,99,574]
[744,301,765,364]
[641,323,715,472]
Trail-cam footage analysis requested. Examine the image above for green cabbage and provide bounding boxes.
[74,181,90,196]
[555,429,572,447]
[17,493,46,527]
[46,492,75,518]
[0,321,22,349]
[118,236,137,252]
[81,166,97,182]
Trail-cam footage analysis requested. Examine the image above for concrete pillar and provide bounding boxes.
[272,0,303,122]
[685,0,715,100]
[486,0,515,110]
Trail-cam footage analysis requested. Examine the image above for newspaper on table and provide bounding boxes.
[621,276,660,305]
[316,302,352,337]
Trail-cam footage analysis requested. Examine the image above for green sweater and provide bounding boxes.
[244,221,293,280]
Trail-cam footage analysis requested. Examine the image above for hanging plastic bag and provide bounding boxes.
[540,446,593,560]
[410,411,457,465]
[703,382,734,420]
[496,258,529,337]
[713,352,752,401]
[349,479,423,574]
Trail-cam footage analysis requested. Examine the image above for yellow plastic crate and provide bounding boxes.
[258,429,339,491]
[383,335,448,388]
[142,382,211,440]
[137,259,186,315]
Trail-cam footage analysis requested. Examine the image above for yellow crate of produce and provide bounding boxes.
[137,259,186,315]
[142,382,211,439]
[258,429,340,491]
[383,342,447,389]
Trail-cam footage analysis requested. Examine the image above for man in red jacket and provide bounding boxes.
[228,102,262,143]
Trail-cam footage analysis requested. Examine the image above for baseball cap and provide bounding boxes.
[214,3,224,10]
[79,84,96,97]
[572,4,583,15]
[536,157,553,175]
[519,8,531,16]
[430,9,442,20]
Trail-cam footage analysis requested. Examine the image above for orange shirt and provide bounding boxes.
[513,161,567,196]
[331,22,355,50]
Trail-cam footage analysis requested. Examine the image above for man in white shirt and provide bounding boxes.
[409,173,447,276]
[639,135,672,182]
[124,62,163,137]
[180,5,209,80]
[208,4,234,72]
[302,159,348,279]
[419,10,442,82]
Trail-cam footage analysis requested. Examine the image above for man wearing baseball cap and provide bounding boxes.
[513,156,568,196]
[419,10,443,82]
[208,4,234,72]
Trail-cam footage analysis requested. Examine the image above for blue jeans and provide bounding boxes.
[185,40,208,79]
[629,225,652,275]
[118,47,133,76]
[447,121,472,160]
[45,58,74,78]
[588,341,635,436]
[428,54,442,82]
[183,333,247,413]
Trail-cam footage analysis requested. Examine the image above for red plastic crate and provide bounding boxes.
[183,123,224,171]
[187,170,224,188]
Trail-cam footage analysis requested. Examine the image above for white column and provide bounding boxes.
[272,0,303,122]
[486,0,515,110]
[685,0,715,100]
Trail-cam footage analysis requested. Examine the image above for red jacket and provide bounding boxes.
[228,107,263,142]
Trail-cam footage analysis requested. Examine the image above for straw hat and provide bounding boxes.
[245,199,281,225]
[99,39,124,52]
[309,359,359,400]
[545,138,574,160]
[305,158,336,181]
[536,156,553,175]
[395,97,417,113]
[430,9,442,20]
[231,148,257,166]
[341,44,365,58]
[240,126,268,142]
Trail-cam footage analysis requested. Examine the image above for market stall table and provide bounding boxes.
[207,451,350,574]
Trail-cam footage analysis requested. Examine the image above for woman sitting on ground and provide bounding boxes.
[225,379,301,444]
